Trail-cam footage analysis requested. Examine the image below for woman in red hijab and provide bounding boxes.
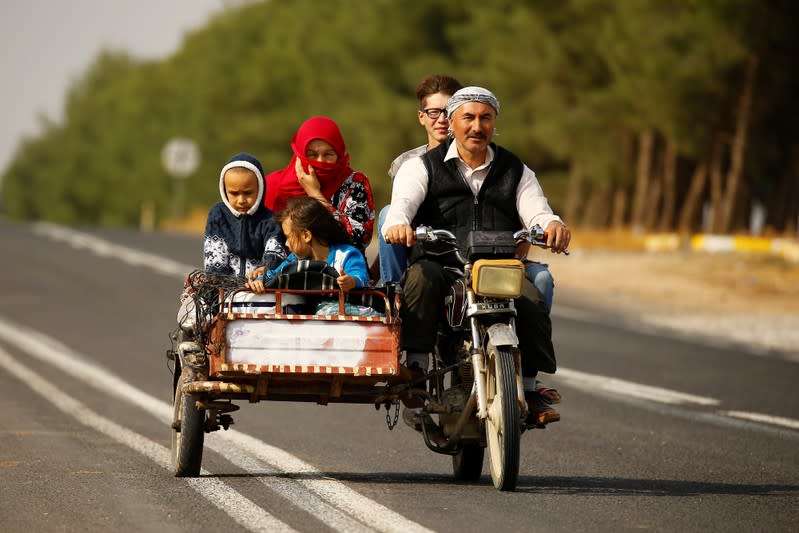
[264,115,375,253]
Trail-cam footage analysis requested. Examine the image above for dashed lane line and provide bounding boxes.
[721,411,799,430]
[554,368,719,406]
[32,222,193,279]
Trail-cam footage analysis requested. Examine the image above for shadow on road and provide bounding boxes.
[512,475,799,496]
[212,471,799,497]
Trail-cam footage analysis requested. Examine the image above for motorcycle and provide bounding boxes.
[398,224,562,491]
[166,225,561,492]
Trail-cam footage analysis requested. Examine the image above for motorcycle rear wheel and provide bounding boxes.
[172,368,205,477]
[484,344,521,491]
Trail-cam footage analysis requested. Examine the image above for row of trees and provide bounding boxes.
[3,0,797,234]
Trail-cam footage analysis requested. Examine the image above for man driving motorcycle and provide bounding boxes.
[382,86,571,427]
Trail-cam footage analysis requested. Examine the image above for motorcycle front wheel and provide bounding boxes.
[484,344,521,491]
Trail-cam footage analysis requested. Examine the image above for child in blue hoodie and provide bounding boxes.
[177,153,286,333]
[203,152,286,276]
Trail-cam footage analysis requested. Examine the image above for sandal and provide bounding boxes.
[535,380,561,404]
[524,390,561,428]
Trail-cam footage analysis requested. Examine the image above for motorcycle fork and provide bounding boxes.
[467,293,489,419]
[467,296,524,420]
[509,317,527,416]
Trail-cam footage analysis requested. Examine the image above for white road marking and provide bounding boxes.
[215,430,429,533]
[0,317,433,533]
[720,411,799,430]
[554,368,720,406]
[32,222,193,279]
[554,369,799,432]
[202,443,376,533]
[0,346,295,533]
[551,305,601,324]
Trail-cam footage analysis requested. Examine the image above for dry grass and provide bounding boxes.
[529,226,798,315]
[544,247,799,316]
[160,207,208,235]
[568,228,651,250]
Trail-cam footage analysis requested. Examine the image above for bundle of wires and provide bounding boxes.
[182,270,245,346]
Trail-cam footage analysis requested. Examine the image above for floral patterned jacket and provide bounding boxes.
[328,171,375,253]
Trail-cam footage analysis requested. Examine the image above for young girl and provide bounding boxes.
[247,196,369,293]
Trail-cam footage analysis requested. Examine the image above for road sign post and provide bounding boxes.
[162,137,200,222]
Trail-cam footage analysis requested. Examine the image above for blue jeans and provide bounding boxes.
[380,204,555,310]
[377,205,408,284]
[524,261,554,312]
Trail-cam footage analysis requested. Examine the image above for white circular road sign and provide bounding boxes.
[162,137,200,179]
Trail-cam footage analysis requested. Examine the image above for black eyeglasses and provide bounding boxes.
[421,108,448,119]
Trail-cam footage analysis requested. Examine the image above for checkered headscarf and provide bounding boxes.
[447,86,500,117]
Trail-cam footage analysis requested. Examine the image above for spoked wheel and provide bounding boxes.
[452,443,484,482]
[484,344,521,491]
[171,367,205,477]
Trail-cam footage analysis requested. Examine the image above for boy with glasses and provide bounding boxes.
[376,74,463,284]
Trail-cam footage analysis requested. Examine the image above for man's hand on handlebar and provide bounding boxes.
[383,224,416,246]
[545,221,571,253]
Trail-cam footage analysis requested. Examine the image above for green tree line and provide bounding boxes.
[3,0,798,234]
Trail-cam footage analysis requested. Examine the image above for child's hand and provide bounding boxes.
[337,269,355,292]
[245,267,266,294]
[246,277,266,294]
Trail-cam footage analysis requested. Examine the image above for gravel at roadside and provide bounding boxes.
[543,249,799,359]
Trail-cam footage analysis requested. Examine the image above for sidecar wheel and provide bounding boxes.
[452,443,484,482]
[172,368,205,477]
[484,345,520,491]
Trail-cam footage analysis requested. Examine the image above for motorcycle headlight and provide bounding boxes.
[472,259,525,298]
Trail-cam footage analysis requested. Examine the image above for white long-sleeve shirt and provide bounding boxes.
[383,142,563,235]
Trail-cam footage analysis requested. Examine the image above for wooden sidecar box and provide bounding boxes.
[203,288,402,404]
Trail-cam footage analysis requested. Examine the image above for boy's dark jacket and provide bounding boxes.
[203,153,286,277]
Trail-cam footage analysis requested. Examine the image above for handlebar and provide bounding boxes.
[414,227,467,264]
[415,225,569,255]
[513,225,570,255]
[414,226,456,243]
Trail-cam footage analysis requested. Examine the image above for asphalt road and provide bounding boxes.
[1,218,797,532]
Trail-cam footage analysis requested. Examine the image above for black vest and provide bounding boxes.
[412,141,524,256]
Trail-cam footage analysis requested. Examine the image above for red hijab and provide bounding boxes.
[264,116,353,212]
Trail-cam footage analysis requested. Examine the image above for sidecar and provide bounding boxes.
[169,270,410,477]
